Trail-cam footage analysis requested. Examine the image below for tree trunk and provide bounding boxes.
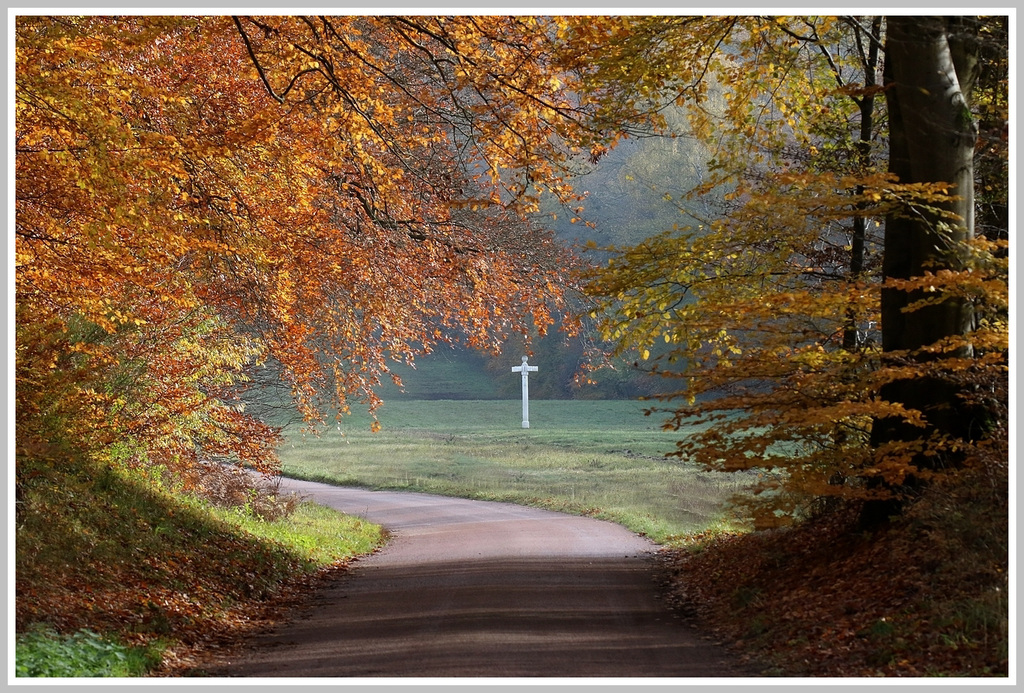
[879,16,977,354]
[864,16,979,524]
[843,15,882,351]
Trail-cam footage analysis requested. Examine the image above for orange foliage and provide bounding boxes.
[15,15,640,479]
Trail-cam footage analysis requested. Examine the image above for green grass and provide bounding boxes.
[15,625,162,678]
[210,498,384,565]
[281,399,753,544]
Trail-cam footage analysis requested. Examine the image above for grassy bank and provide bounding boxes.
[15,456,386,677]
[280,399,752,544]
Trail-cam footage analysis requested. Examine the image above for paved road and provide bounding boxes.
[207,477,757,678]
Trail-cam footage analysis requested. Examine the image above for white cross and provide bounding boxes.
[511,355,538,428]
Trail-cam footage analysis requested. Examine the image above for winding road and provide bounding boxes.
[206,477,757,678]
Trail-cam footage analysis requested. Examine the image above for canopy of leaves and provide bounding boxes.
[15,15,663,483]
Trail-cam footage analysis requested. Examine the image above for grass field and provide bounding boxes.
[279,399,753,544]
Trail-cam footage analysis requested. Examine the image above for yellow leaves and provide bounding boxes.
[576,15,1011,524]
[585,161,993,526]
[884,263,1007,316]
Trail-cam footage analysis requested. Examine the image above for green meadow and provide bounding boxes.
[279,399,754,544]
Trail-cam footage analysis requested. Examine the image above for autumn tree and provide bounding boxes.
[16,16,286,484]
[576,16,1008,526]
[16,15,662,491]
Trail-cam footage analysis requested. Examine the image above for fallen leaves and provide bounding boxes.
[659,473,1009,677]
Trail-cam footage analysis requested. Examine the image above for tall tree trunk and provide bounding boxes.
[865,16,979,524]
[880,16,977,353]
